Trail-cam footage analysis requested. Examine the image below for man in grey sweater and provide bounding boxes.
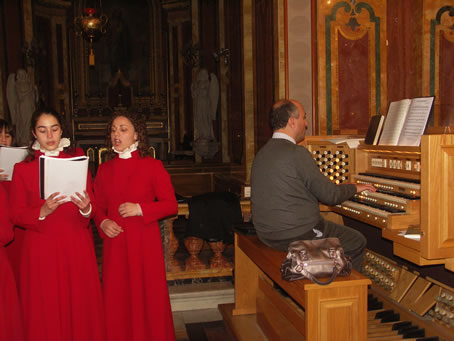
[251,99,376,271]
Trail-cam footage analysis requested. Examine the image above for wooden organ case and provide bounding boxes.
[305,134,454,340]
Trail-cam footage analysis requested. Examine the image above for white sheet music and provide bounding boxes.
[379,99,412,145]
[39,155,88,201]
[379,97,434,146]
[0,146,29,180]
[398,97,435,146]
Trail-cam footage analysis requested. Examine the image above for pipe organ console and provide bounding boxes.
[305,134,454,340]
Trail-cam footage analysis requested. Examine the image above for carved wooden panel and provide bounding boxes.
[422,1,454,126]
[34,4,71,126]
[316,0,387,135]
[254,0,275,150]
[225,0,244,164]
[421,134,454,261]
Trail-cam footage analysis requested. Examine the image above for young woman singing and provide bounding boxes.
[10,108,105,341]
[94,112,177,341]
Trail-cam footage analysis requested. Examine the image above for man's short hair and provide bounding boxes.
[270,100,299,131]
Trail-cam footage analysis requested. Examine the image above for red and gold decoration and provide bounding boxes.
[74,7,108,66]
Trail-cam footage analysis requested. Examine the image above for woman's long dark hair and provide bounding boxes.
[105,111,149,160]
[27,108,75,161]
[0,119,15,146]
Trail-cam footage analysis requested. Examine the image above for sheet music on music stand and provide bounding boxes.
[379,97,434,146]
[39,155,89,202]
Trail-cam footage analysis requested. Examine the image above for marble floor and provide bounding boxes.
[170,281,235,341]
[173,308,226,341]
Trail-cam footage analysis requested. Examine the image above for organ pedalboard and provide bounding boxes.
[364,250,454,340]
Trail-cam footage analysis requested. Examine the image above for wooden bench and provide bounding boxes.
[219,232,371,341]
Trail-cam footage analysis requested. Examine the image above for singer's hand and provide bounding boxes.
[0,169,8,181]
[101,219,124,238]
[40,192,67,218]
[71,190,91,213]
[118,202,139,217]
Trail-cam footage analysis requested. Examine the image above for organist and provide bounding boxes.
[251,99,376,271]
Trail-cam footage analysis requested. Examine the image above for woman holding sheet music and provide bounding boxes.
[0,178,24,341]
[0,118,25,287]
[0,119,15,181]
[94,112,177,341]
[9,109,105,341]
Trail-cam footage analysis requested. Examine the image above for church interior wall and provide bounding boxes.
[0,0,453,170]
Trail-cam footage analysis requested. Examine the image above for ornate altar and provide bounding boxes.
[71,1,170,163]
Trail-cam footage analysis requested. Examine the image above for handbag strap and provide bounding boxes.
[303,268,339,286]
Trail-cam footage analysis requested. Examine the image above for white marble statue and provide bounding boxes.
[7,69,38,146]
[191,68,219,158]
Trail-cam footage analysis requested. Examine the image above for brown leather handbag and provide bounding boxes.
[280,238,352,285]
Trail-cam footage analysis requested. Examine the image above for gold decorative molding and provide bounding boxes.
[98,147,109,166]
[77,121,164,131]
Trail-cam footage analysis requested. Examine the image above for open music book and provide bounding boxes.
[39,155,88,201]
[379,97,435,146]
[0,146,29,180]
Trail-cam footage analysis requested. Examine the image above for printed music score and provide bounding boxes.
[39,155,89,202]
[379,96,434,146]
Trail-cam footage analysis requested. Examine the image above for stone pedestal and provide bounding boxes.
[184,236,206,271]
[209,241,232,269]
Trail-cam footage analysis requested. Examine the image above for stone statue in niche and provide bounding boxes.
[108,70,132,109]
[6,69,39,146]
[191,68,219,159]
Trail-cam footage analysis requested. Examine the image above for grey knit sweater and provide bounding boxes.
[251,138,356,241]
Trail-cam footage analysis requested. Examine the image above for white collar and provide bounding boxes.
[272,132,296,144]
[113,141,138,159]
[32,137,71,156]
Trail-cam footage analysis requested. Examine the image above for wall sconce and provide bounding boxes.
[183,43,200,68]
[22,39,47,68]
[74,7,108,66]
[213,48,230,65]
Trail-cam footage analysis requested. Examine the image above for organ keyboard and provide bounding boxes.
[334,189,420,229]
[354,173,421,199]
[331,159,422,230]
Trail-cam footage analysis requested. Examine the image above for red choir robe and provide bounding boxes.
[94,151,177,341]
[0,184,24,341]
[10,149,105,341]
[3,180,26,286]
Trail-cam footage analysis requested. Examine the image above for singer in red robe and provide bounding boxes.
[94,112,177,341]
[0,184,24,341]
[1,119,25,286]
[10,109,105,341]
